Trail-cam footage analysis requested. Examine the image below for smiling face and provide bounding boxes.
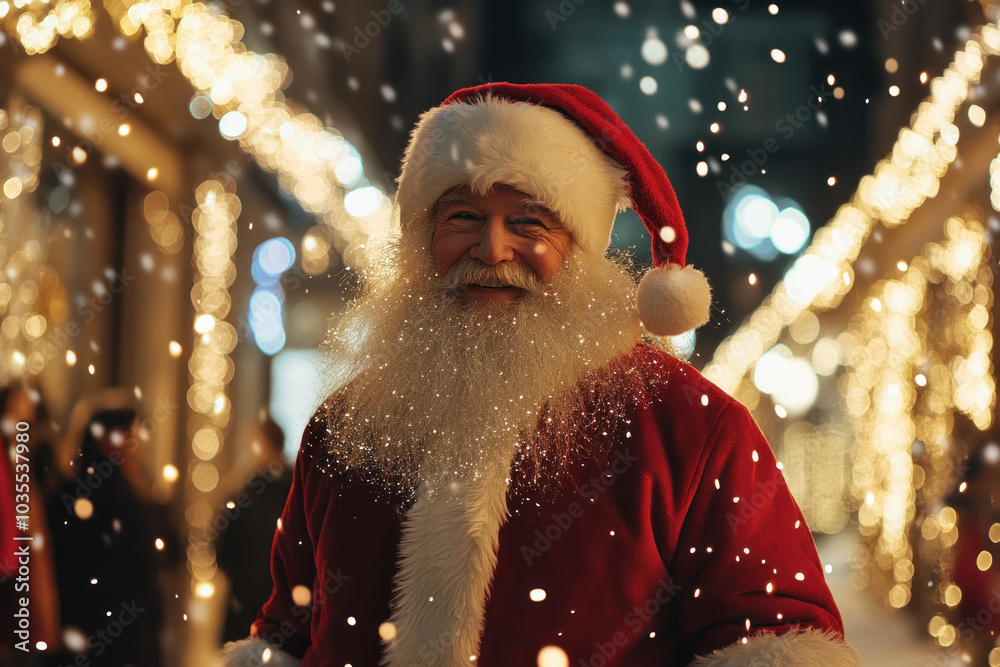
[430,185,573,303]
[325,186,643,485]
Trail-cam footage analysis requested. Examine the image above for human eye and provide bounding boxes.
[511,217,545,228]
[446,210,480,221]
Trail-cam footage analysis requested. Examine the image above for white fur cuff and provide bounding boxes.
[689,628,861,667]
[220,637,303,667]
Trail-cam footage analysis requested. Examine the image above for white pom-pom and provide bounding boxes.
[636,264,712,336]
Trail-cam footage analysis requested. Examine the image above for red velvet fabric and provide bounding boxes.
[251,344,844,665]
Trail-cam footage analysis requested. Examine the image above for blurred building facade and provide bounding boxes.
[704,6,1000,663]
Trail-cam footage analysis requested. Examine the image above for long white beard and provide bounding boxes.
[320,240,644,666]
[320,240,644,491]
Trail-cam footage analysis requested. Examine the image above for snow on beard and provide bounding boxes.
[320,235,643,492]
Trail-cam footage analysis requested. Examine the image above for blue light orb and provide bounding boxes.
[252,238,295,286]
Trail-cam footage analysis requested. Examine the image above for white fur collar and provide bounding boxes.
[382,457,514,667]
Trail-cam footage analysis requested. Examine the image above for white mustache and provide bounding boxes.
[441,260,544,294]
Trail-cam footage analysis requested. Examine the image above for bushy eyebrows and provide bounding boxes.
[435,192,475,207]
[432,192,561,224]
[515,197,556,215]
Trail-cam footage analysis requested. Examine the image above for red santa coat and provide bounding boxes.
[235,344,856,666]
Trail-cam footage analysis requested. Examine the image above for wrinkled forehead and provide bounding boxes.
[432,184,561,219]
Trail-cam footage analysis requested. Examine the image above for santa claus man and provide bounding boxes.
[222,83,859,666]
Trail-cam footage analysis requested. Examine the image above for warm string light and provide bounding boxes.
[0,95,66,381]
[701,21,999,643]
[101,0,392,266]
[4,0,392,266]
[705,21,1000,393]
[911,147,1000,649]
[0,0,96,55]
[845,260,924,609]
[846,214,992,616]
[142,190,184,253]
[185,179,239,594]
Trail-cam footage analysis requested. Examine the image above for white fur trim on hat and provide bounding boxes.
[689,628,861,666]
[637,263,712,336]
[396,94,630,254]
[219,637,302,666]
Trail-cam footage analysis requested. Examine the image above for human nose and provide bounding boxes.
[468,216,515,265]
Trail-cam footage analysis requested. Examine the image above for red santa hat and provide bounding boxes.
[395,82,711,336]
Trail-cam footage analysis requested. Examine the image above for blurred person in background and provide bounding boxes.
[216,410,293,646]
[45,400,174,666]
[950,440,1000,665]
[0,382,60,665]
[1,384,62,503]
